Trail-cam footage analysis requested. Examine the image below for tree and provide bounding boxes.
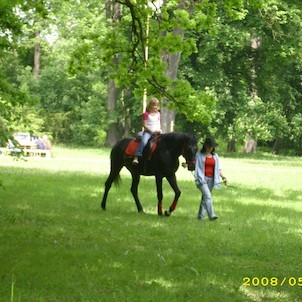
[251,0,302,153]
[105,0,121,146]
[43,0,109,145]
[181,0,302,153]
[2,0,301,155]
[0,0,34,144]
[100,0,219,137]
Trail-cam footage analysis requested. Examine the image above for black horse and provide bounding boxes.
[101,132,198,216]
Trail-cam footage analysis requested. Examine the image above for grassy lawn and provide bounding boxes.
[0,148,302,302]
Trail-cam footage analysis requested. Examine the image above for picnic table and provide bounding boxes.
[0,142,51,158]
[21,143,51,158]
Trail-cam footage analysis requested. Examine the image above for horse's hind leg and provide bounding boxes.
[130,173,144,213]
[101,173,115,210]
[101,164,122,210]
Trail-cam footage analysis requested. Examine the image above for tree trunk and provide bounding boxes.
[105,79,119,147]
[244,138,257,153]
[121,89,131,138]
[161,28,185,133]
[123,107,131,138]
[227,140,236,152]
[105,0,120,146]
[161,106,176,133]
[33,30,40,79]
[272,138,281,154]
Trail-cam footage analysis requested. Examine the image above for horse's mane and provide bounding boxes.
[160,132,182,139]
[160,132,194,143]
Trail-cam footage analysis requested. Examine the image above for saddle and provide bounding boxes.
[125,135,159,159]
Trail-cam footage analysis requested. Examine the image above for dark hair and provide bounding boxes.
[200,137,218,154]
[200,146,216,154]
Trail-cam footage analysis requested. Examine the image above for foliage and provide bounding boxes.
[0,0,45,144]
[99,0,221,124]
[232,98,289,143]
[181,0,302,153]
[32,60,108,145]
[1,0,302,154]
[0,52,36,144]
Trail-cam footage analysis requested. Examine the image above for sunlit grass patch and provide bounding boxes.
[239,285,292,302]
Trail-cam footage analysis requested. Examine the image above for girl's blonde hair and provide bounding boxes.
[146,97,160,112]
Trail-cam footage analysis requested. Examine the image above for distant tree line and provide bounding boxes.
[1,0,301,155]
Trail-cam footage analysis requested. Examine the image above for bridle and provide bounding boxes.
[182,140,196,167]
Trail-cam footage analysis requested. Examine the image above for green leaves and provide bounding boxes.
[180,0,302,152]
[1,0,301,152]
[234,98,289,141]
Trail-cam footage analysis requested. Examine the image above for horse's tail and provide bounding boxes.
[109,138,131,186]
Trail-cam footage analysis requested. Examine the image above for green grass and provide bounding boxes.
[0,149,302,301]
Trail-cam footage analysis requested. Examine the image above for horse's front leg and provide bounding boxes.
[130,173,144,213]
[155,176,163,216]
[164,174,181,217]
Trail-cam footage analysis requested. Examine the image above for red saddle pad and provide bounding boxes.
[125,140,140,157]
[125,138,158,158]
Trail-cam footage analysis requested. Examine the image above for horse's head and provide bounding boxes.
[182,134,198,171]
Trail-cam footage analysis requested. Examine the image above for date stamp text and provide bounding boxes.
[243,277,302,287]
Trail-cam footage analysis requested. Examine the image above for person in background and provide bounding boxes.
[42,135,52,150]
[194,138,227,221]
[33,135,45,149]
[132,97,161,165]
[7,139,15,149]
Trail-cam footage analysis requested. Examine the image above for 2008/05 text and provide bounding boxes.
[243,277,302,287]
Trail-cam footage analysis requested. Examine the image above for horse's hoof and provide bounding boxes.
[158,212,163,216]
[138,209,145,214]
[164,210,171,217]
[101,204,106,210]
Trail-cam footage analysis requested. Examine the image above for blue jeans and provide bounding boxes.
[135,131,152,157]
[197,176,216,219]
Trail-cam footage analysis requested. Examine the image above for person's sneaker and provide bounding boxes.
[209,216,218,221]
[132,158,139,165]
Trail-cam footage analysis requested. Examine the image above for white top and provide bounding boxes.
[143,111,161,132]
